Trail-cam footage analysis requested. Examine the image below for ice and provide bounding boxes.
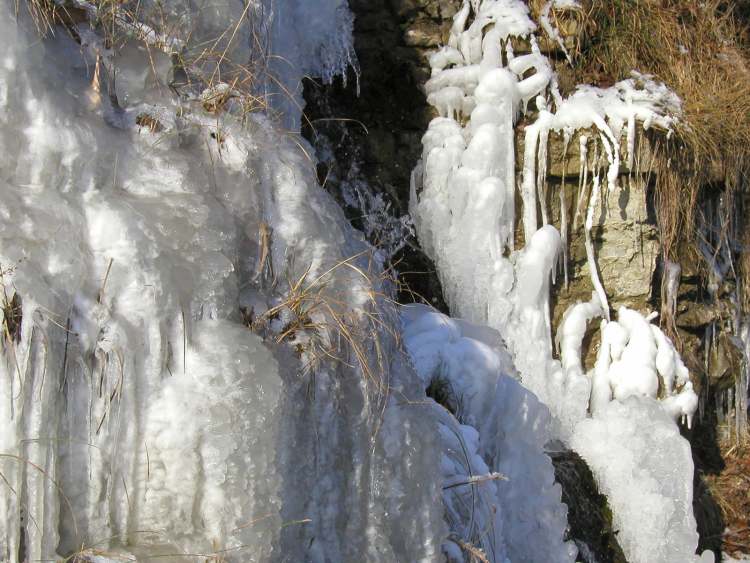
[411,1,705,561]
[557,292,603,381]
[0,4,444,561]
[0,0,722,560]
[412,1,681,418]
[736,322,750,440]
[402,305,577,563]
[571,398,713,563]
[584,148,611,319]
[264,0,359,129]
[539,1,580,65]
[663,259,682,324]
[587,306,699,426]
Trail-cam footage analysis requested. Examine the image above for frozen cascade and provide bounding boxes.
[412,0,684,435]
[0,0,727,561]
[411,1,710,561]
[570,398,707,563]
[264,0,359,131]
[0,2,445,560]
[402,305,576,563]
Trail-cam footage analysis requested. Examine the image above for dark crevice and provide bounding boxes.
[549,449,627,563]
[301,0,458,313]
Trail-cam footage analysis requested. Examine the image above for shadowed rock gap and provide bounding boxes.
[301,0,454,312]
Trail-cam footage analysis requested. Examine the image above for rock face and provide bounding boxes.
[550,449,627,563]
[538,135,661,333]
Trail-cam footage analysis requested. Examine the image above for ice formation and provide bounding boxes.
[412,0,684,429]
[539,0,580,65]
[697,192,750,442]
[0,0,727,560]
[411,1,708,561]
[0,3,442,561]
[571,398,713,563]
[402,305,576,563]
[264,0,359,129]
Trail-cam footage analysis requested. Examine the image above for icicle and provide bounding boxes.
[539,1,576,66]
[573,134,588,231]
[537,126,550,226]
[504,85,517,252]
[584,142,610,320]
[505,38,515,63]
[560,130,571,288]
[450,1,471,50]
[480,28,503,75]
[590,318,613,415]
[595,121,619,191]
[663,260,681,325]
[521,123,541,242]
[736,321,750,442]
[626,112,636,171]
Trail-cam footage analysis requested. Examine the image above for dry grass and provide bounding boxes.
[571,0,750,259]
[705,440,750,556]
[248,250,400,402]
[0,263,22,346]
[451,535,491,563]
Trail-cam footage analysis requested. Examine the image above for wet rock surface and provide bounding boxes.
[549,449,627,563]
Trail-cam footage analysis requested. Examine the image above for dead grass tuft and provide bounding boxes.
[705,440,750,556]
[573,0,750,257]
[1,263,22,345]
[249,251,400,402]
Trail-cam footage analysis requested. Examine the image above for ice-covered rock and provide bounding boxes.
[411,1,706,561]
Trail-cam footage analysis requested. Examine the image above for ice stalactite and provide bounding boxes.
[583,141,611,320]
[539,0,581,65]
[736,322,750,441]
[696,191,750,443]
[412,0,685,437]
[662,259,682,327]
